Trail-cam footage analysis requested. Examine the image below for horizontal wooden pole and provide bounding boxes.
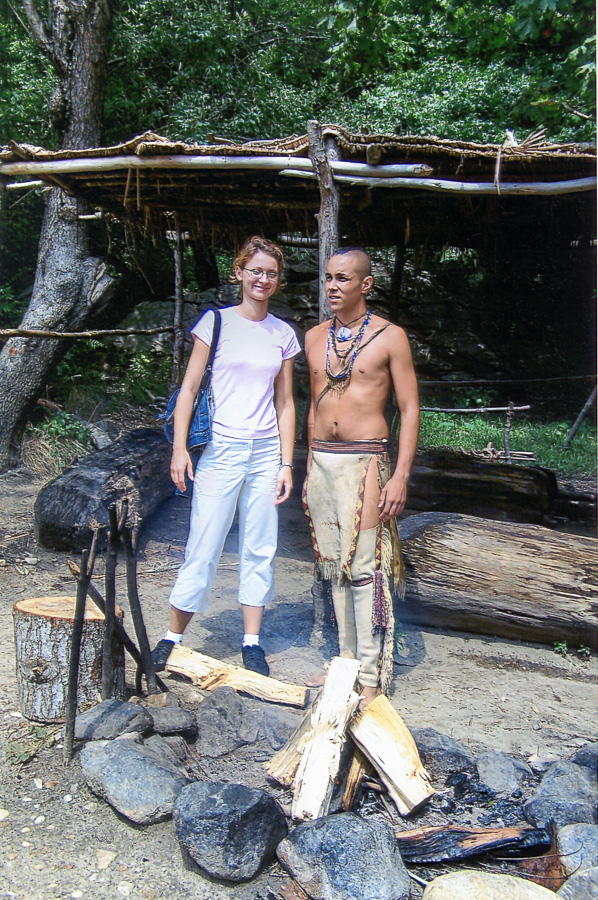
[0,155,432,179]
[421,405,530,413]
[5,180,46,190]
[280,169,596,196]
[0,325,173,339]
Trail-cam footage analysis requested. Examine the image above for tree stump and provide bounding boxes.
[13,596,126,722]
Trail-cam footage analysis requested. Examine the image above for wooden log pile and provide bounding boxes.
[265,657,435,821]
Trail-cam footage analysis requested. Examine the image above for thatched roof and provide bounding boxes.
[1,126,595,250]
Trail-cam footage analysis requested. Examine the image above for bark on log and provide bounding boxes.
[265,696,321,788]
[397,512,598,647]
[291,657,361,820]
[348,695,435,817]
[165,644,308,707]
[13,596,125,722]
[34,428,174,550]
[406,448,559,525]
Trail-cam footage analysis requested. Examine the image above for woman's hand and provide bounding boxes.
[275,465,293,505]
[171,446,194,492]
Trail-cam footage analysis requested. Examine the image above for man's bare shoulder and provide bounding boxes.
[305,319,331,348]
[370,316,410,348]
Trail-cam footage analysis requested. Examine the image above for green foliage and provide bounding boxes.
[418,413,597,477]
[40,410,91,444]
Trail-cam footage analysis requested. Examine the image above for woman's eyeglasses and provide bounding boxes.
[243,267,279,281]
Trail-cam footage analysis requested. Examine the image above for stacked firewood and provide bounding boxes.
[265,657,435,821]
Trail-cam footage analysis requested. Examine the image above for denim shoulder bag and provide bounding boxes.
[161,308,221,452]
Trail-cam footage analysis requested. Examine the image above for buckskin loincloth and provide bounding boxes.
[303,439,405,693]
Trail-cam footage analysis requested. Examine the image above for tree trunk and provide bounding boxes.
[397,512,598,647]
[0,0,113,471]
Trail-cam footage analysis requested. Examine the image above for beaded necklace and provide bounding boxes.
[325,310,372,394]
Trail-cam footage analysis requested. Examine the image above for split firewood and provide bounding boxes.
[265,694,321,787]
[165,644,307,708]
[512,821,566,892]
[342,746,374,810]
[349,694,435,816]
[395,824,552,863]
[291,657,361,821]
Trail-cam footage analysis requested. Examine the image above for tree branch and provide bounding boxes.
[21,0,63,76]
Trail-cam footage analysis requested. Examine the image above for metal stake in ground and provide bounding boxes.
[122,524,159,694]
[63,548,90,765]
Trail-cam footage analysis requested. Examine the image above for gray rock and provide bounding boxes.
[412,727,475,781]
[277,812,411,900]
[147,706,197,736]
[524,761,597,829]
[74,700,153,741]
[557,866,598,899]
[572,742,598,772]
[557,824,598,876]
[173,780,287,882]
[476,751,532,795]
[423,870,557,898]
[194,687,259,757]
[80,738,190,824]
[143,733,188,766]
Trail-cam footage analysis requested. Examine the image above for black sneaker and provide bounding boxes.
[151,639,175,672]
[242,644,270,677]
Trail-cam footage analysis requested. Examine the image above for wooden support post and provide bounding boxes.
[307,120,339,322]
[170,223,185,391]
[348,694,435,817]
[63,550,90,764]
[122,525,159,694]
[291,657,361,821]
[564,384,597,449]
[102,512,118,700]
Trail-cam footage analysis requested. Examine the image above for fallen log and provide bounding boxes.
[395,824,552,863]
[13,596,126,722]
[397,512,598,647]
[291,657,361,820]
[34,428,174,550]
[406,448,558,525]
[165,644,307,708]
[348,694,435,817]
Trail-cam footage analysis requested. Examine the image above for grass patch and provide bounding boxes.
[418,412,597,478]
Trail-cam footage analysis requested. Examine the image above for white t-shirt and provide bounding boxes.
[191,306,301,439]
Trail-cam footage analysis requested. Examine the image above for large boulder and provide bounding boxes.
[277,812,411,900]
[412,727,475,782]
[524,761,597,828]
[80,736,191,824]
[173,780,287,882]
[194,687,260,757]
[75,700,153,742]
[423,870,557,898]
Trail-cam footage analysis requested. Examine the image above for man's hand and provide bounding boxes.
[378,473,408,521]
[275,466,293,505]
[171,446,194,492]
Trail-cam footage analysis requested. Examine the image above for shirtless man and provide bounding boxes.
[304,248,419,704]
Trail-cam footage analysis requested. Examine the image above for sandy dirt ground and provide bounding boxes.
[0,467,596,900]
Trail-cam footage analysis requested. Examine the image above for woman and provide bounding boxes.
[151,236,301,676]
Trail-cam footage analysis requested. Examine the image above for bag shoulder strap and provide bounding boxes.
[199,308,221,390]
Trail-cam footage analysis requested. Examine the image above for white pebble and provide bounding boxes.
[63,795,72,803]
[0,809,10,822]
[10,712,23,718]
[33,778,43,790]
[71,892,83,899]
[21,841,31,847]
[34,816,45,825]
[21,797,32,803]
[117,883,134,896]
[20,827,31,833]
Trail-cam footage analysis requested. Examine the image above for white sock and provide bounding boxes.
[242,634,260,647]
[165,630,184,643]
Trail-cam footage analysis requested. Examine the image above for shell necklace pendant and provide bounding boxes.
[336,325,353,341]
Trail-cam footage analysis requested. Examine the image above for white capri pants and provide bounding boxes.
[169,432,281,614]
